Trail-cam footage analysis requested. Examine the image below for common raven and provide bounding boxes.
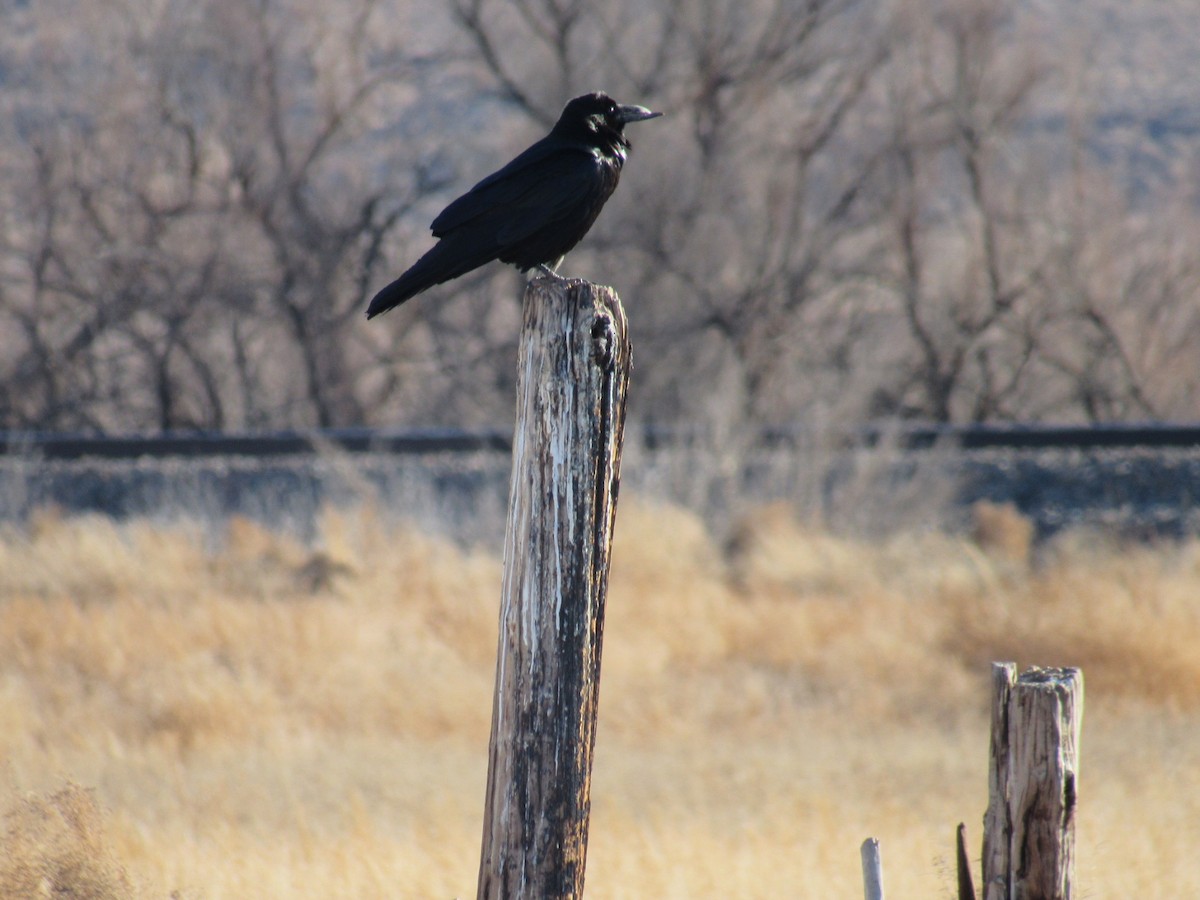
[365,92,662,319]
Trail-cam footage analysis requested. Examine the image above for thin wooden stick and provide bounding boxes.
[956,822,975,900]
[861,837,884,900]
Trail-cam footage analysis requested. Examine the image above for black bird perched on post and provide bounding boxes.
[365,92,662,319]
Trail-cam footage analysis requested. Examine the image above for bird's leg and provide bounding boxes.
[534,261,571,284]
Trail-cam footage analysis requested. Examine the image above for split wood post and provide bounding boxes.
[982,663,1084,900]
[982,661,1018,899]
[476,277,631,900]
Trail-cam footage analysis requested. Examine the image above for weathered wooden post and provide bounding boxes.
[476,276,630,900]
[982,664,1084,900]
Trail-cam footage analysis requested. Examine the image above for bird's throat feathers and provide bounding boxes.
[554,115,631,167]
[587,116,632,164]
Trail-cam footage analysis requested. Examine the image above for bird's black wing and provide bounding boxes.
[430,143,606,242]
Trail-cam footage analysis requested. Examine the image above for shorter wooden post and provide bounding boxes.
[860,837,884,900]
[982,664,1083,900]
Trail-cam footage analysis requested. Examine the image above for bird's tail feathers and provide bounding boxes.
[365,240,490,319]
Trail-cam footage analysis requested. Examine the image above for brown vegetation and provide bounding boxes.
[970,500,1034,567]
[2,499,1199,896]
[1,785,132,899]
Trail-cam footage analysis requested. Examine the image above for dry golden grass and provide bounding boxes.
[2,497,1199,897]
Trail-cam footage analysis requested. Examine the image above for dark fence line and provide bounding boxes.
[0,428,513,460]
[4,424,1200,542]
[848,422,1200,451]
[4,422,1200,460]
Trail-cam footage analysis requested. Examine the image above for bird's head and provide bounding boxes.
[555,92,663,145]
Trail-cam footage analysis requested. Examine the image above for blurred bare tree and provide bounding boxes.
[859,0,1200,422]
[0,0,454,429]
[863,0,1053,421]
[452,0,889,434]
[1,0,1199,433]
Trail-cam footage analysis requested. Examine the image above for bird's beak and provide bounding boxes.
[616,104,663,124]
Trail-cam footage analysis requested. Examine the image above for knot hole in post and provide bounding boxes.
[1063,770,1077,824]
[591,313,615,370]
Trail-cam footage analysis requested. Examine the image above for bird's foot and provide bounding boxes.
[534,263,569,281]
[530,264,579,291]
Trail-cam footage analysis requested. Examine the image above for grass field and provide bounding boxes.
[2,497,1199,897]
